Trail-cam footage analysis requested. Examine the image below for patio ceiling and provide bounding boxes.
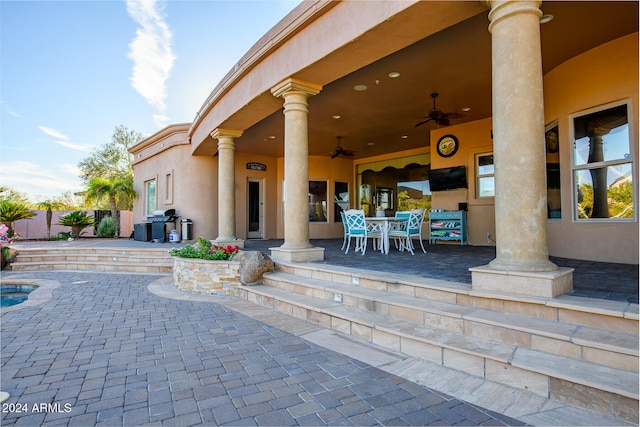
[234,1,637,160]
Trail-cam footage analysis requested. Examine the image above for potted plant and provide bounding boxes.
[169,237,241,296]
[56,210,95,239]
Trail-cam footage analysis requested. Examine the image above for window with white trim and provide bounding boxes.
[476,153,495,198]
[145,179,156,216]
[572,101,634,220]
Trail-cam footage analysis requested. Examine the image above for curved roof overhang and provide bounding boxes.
[188,0,638,160]
[130,123,191,165]
[189,0,488,155]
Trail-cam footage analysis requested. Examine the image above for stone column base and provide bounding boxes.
[212,238,245,249]
[470,265,574,298]
[269,246,325,262]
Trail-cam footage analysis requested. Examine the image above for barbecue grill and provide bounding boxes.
[147,209,178,242]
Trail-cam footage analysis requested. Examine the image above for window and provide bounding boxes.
[572,102,634,220]
[334,182,348,222]
[145,179,156,216]
[477,153,495,198]
[546,124,561,219]
[309,180,327,222]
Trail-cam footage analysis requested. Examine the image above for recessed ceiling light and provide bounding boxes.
[354,85,368,91]
[268,135,276,139]
[332,114,341,119]
[540,14,554,24]
[388,72,400,78]
[461,107,471,112]
[367,142,375,146]
[401,135,408,139]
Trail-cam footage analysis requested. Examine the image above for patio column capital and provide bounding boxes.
[211,128,243,141]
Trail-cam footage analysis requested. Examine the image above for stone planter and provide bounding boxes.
[172,257,241,296]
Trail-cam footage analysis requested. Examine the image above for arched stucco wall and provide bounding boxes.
[543,33,638,264]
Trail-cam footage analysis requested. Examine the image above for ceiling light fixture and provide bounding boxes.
[401,135,408,139]
[332,115,341,119]
[540,14,554,24]
[354,85,368,91]
[461,107,471,112]
[388,72,400,78]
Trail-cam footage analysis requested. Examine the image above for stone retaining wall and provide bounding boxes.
[172,257,241,296]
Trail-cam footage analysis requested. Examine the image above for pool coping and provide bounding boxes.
[0,279,60,313]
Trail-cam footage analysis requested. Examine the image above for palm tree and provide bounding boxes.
[0,200,37,237]
[35,198,68,240]
[56,210,95,239]
[84,177,136,237]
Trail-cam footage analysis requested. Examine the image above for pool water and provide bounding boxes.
[1,285,36,307]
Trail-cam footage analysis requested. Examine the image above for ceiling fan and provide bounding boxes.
[329,136,355,159]
[415,92,465,128]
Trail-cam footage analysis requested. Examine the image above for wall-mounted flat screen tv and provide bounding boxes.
[429,166,467,191]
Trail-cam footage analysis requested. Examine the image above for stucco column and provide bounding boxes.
[211,128,244,248]
[487,0,556,272]
[270,78,324,262]
[471,0,572,298]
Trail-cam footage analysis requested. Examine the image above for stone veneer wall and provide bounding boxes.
[173,258,241,296]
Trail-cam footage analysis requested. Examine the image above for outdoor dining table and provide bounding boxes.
[365,216,407,254]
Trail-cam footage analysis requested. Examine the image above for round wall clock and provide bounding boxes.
[436,134,459,157]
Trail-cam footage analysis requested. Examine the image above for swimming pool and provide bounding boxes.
[1,285,37,307]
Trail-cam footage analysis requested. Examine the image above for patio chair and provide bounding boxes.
[391,211,410,249]
[344,209,383,255]
[388,208,426,255]
[340,210,350,251]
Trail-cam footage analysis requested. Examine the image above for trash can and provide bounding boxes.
[181,218,193,241]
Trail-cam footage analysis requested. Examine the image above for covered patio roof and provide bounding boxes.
[189,1,638,159]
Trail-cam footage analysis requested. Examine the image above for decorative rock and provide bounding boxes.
[234,251,274,285]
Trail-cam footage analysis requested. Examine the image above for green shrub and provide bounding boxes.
[96,216,116,238]
[169,236,240,261]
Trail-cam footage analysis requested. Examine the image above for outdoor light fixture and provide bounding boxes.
[540,14,554,24]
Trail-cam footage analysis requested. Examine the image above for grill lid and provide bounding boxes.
[152,209,176,217]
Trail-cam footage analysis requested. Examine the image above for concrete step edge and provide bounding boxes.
[264,271,637,357]
[242,284,638,399]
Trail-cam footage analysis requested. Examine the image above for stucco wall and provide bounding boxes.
[431,118,494,246]
[132,142,218,241]
[543,33,638,264]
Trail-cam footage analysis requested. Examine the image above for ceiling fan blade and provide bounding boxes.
[444,112,466,119]
[415,118,433,128]
[331,152,340,159]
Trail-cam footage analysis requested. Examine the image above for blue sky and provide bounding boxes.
[0,0,300,202]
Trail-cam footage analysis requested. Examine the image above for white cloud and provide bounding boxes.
[39,126,69,140]
[0,160,83,200]
[126,0,175,115]
[54,140,95,152]
[0,99,22,118]
[152,113,170,129]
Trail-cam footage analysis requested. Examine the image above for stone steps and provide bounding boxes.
[261,271,638,372]
[10,248,173,273]
[239,261,639,423]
